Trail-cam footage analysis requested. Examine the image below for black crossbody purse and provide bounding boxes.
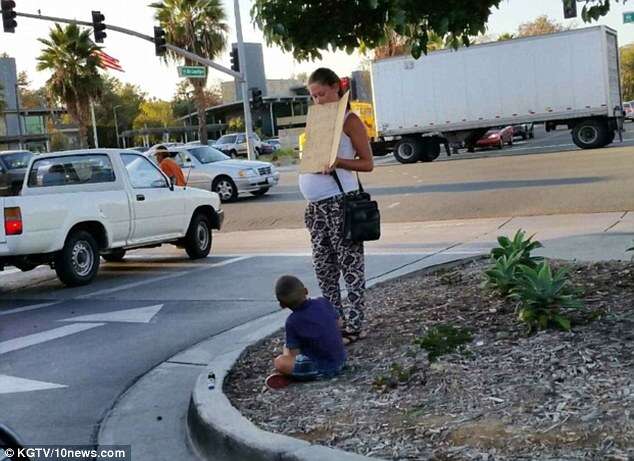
[332,171,381,242]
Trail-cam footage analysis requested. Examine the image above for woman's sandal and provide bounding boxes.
[341,330,367,345]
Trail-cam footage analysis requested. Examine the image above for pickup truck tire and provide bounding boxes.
[213,176,238,202]
[55,230,100,286]
[102,249,126,262]
[250,187,269,197]
[394,138,422,163]
[572,119,609,149]
[185,213,212,259]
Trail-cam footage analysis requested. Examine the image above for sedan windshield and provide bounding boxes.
[216,135,237,144]
[186,146,230,164]
[1,151,32,170]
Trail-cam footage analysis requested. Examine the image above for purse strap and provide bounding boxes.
[331,170,364,194]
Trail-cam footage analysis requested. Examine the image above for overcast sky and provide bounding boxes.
[2,0,634,99]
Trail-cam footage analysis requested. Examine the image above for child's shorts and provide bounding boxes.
[292,354,344,381]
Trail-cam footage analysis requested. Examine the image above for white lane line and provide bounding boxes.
[0,301,61,317]
[62,304,164,324]
[75,256,251,299]
[0,257,251,315]
[0,375,67,394]
[0,323,104,355]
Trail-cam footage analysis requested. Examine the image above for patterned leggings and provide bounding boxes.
[305,194,366,333]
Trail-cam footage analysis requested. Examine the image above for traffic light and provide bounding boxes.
[1,0,17,33]
[251,88,263,110]
[563,0,577,19]
[230,46,240,72]
[91,11,106,43]
[154,26,166,56]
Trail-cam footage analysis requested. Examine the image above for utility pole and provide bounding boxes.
[233,0,256,160]
[113,104,121,148]
[13,83,23,150]
[90,99,99,148]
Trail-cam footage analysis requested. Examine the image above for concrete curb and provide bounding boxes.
[187,254,487,461]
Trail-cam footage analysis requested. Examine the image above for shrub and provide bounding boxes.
[414,324,473,362]
[491,229,543,268]
[484,250,523,296]
[511,262,582,333]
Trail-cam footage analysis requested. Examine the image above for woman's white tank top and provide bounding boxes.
[298,113,359,202]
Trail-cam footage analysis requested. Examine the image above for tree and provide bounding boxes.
[252,0,620,61]
[93,76,146,146]
[171,80,221,120]
[517,15,566,37]
[16,71,49,110]
[37,23,103,148]
[151,0,228,145]
[621,44,634,101]
[133,99,174,129]
[497,32,515,41]
[252,0,504,60]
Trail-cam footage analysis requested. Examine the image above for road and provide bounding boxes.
[219,125,634,232]
[0,249,453,449]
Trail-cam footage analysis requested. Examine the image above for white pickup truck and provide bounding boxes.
[0,149,224,286]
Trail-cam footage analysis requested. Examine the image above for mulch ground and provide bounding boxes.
[225,258,634,460]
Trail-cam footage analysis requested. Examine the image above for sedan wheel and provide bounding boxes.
[213,177,238,202]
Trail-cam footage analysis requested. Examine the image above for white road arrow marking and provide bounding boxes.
[0,374,66,394]
[0,323,104,355]
[61,304,164,324]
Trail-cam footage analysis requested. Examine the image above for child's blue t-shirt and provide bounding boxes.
[285,297,346,374]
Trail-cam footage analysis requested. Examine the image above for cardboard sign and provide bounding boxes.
[299,91,350,173]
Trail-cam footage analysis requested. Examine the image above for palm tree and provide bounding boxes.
[37,23,103,148]
[151,0,228,145]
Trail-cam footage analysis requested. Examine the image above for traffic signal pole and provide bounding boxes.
[11,8,255,152]
[233,0,256,160]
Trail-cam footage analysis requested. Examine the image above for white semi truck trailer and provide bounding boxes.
[370,26,624,163]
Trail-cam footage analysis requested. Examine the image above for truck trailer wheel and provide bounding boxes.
[55,230,100,286]
[394,138,422,163]
[572,119,609,149]
[185,213,212,259]
[420,138,441,162]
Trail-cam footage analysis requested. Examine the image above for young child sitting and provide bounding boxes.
[266,275,346,390]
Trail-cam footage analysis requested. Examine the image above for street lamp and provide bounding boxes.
[113,104,121,148]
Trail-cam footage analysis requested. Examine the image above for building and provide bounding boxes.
[0,57,79,152]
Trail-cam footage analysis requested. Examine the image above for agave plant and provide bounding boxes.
[491,229,543,268]
[511,262,582,332]
[484,251,523,296]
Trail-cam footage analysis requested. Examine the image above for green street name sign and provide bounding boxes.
[624,12,634,23]
[178,66,207,78]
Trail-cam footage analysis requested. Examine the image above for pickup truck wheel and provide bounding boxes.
[102,249,126,262]
[55,230,100,286]
[213,176,238,202]
[394,138,422,164]
[185,214,212,259]
[250,187,269,197]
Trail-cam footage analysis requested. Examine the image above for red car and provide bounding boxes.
[475,126,514,150]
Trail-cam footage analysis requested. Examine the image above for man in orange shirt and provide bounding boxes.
[155,146,186,187]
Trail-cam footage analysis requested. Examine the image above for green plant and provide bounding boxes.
[511,262,582,333]
[414,324,473,362]
[372,362,416,391]
[490,229,543,268]
[484,251,523,296]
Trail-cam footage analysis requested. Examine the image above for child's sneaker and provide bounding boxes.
[265,373,292,390]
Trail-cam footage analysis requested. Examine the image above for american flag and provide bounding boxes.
[94,50,124,72]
